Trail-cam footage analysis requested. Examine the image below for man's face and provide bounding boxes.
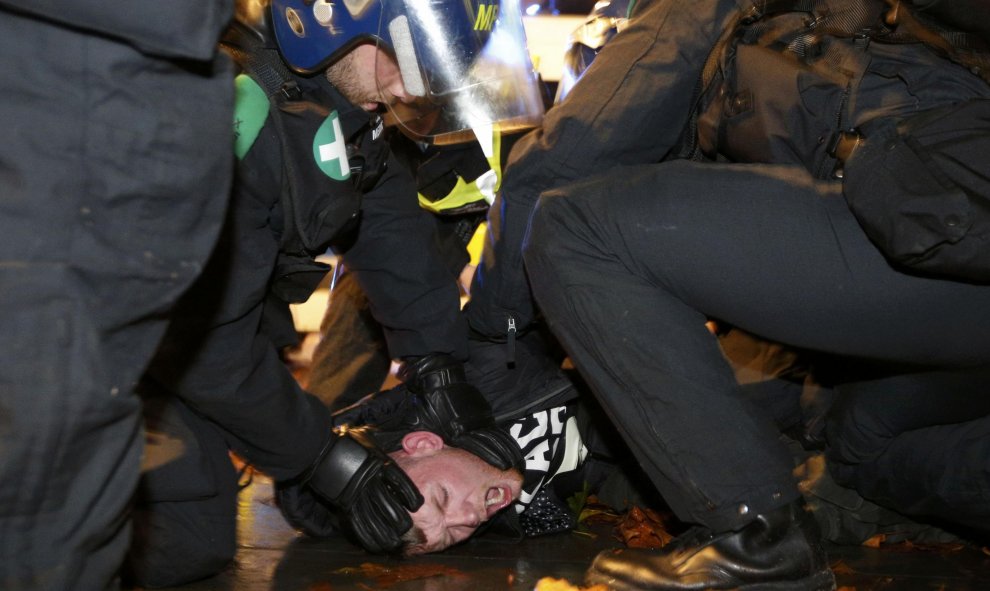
[325,43,410,112]
[391,432,522,554]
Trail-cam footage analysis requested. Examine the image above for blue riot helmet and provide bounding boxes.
[270,0,545,145]
[554,0,631,103]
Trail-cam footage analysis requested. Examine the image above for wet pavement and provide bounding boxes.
[142,473,990,591]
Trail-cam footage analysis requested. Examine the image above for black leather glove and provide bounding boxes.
[332,383,524,472]
[398,353,497,440]
[398,354,523,471]
[303,429,424,553]
[450,425,524,472]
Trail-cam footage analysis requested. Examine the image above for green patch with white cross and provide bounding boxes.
[233,74,270,160]
[312,111,351,181]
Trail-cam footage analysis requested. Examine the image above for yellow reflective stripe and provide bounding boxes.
[466,222,487,266]
[417,129,503,213]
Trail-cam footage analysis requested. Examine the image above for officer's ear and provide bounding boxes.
[401,431,445,457]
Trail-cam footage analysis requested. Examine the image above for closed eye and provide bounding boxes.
[439,486,453,549]
[439,485,450,512]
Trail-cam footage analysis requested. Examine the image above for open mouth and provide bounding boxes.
[485,486,512,517]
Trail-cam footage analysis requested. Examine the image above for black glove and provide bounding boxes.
[303,429,424,553]
[450,425,524,472]
[398,353,497,440]
[332,383,524,472]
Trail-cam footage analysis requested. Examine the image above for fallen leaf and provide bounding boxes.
[830,559,856,575]
[579,497,622,525]
[567,482,591,519]
[571,529,598,539]
[534,576,609,591]
[615,506,674,549]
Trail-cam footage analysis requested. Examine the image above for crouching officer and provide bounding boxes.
[506,0,990,590]
[126,0,545,586]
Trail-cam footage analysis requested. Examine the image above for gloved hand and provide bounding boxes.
[303,429,424,553]
[398,353,497,440]
[332,382,524,472]
[448,425,524,472]
[398,354,523,471]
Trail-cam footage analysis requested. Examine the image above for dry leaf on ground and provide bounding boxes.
[533,576,609,591]
[616,506,675,549]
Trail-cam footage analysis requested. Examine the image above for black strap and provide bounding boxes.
[221,21,299,100]
[678,0,990,160]
[749,0,990,83]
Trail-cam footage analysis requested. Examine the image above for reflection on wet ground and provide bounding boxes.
[138,474,990,591]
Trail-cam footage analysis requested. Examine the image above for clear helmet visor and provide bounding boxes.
[377,0,545,144]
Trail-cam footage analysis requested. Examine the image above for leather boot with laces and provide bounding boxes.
[585,500,835,590]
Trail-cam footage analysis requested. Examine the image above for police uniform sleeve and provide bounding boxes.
[144,82,332,482]
[340,149,470,361]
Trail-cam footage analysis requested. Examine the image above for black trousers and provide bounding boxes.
[524,160,990,531]
[124,392,239,588]
[827,366,990,536]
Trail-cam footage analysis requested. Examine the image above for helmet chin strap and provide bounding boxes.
[387,16,426,97]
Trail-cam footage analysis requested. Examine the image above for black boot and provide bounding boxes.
[585,501,835,591]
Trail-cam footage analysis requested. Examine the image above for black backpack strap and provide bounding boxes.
[221,21,301,101]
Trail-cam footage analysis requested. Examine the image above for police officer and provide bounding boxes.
[0,2,235,590]
[125,0,544,586]
[487,0,990,589]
